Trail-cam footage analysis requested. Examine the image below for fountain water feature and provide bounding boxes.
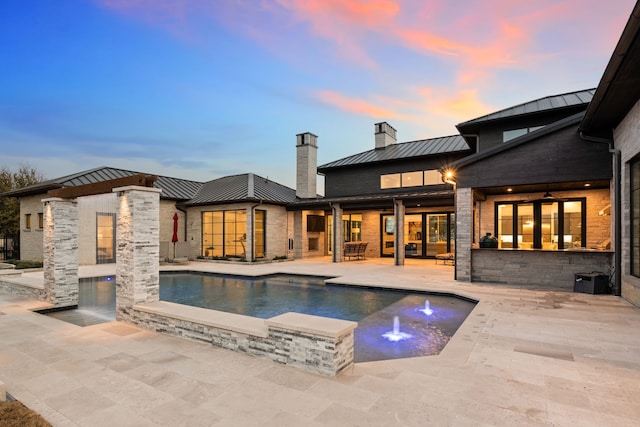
[418,299,434,316]
[381,316,413,342]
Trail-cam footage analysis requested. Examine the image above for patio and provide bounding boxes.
[1,258,639,426]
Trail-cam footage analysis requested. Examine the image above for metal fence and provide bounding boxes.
[0,233,19,261]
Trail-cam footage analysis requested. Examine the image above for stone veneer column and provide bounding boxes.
[331,203,342,262]
[42,198,79,306]
[114,186,162,322]
[455,187,473,281]
[394,199,405,266]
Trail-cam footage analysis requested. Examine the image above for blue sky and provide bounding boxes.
[0,0,635,189]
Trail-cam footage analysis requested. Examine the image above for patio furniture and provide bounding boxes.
[344,242,368,260]
[435,252,455,265]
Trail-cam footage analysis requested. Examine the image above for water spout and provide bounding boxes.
[382,316,412,342]
[418,299,433,316]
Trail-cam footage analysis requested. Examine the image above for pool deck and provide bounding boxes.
[1,258,640,426]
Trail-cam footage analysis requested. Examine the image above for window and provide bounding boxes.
[380,170,443,189]
[401,171,423,187]
[97,213,116,264]
[25,214,31,230]
[38,213,43,229]
[381,173,400,189]
[631,159,640,276]
[202,209,263,259]
[327,213,362,253]
[496,199,585,250]
[255,210,266,258]
[503,126,544,142]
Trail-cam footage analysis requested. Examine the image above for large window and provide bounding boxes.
[496,199,585,250]
[202,209,265,259]
[631,160,640,276]
[503,126,544,142]
[24,214,31,230]
[380,170,444,189]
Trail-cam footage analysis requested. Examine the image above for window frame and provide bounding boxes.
[25,213,32,230]
[494,198,586,250]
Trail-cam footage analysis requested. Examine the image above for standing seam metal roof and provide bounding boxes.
[0,166,203,200]
[185,173,296,205]
[457,88,595,127]
[318,135,469,169]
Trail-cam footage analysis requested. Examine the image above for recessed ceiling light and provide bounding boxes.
[507,188,513,192]
[584,183,591,187]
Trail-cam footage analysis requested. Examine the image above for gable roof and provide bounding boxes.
[457,88,594,128]
[0,166,203,200]
[452,112,586,169]
[580,2,640,137]
[318,135,469,170]
[184,173,296,206]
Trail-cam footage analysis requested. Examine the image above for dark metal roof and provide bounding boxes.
[458,88,595,127]
[318,135,469,170]
[580,2,640,137]
[1,166,203,200]
[185,173,296,206]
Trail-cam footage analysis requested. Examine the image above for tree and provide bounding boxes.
[0,165,45,235]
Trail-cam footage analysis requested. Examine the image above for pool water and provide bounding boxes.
[53,272,476,362]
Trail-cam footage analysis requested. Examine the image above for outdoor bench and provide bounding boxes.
[344,242,368,260]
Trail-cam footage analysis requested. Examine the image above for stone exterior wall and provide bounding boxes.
[615,98,640,307]
[19,194,45,262]
[299,210,326,258]
[471,249,613,290]
[43,198,79,306]
[456,188,473,281]
[115,187,161,322]
[131,304,356,377]
[0,278,46,300]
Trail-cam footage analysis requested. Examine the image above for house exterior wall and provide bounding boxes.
[322,156,462,198]
[298,210,327,258]
[455,124,612,189]
[19,194,44,261]
[468,107,589,153]
[186,202,289,261]
[615,98,640,307]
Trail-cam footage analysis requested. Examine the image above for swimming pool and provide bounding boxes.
[50,272,476,362]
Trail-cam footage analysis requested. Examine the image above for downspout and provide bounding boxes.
[579,132,621,296]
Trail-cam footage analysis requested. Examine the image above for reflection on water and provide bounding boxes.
[54,273,476,362]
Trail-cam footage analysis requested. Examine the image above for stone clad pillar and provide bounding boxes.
[114,186,162,322]
[331,203,342,262]
[394,199,405,266]
[42,198,79,306]
[455,187,473,281]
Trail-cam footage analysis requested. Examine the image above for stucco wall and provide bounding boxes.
[615,98,640,307]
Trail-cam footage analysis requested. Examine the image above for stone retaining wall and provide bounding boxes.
[0,278,46,300]
[472,249,613,290]
[132,302,356,376]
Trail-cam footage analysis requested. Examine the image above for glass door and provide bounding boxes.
[404,214,423,257]
[425,214,448,256]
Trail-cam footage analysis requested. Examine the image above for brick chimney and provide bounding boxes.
[296,132,318,199]
[375,122,397,149]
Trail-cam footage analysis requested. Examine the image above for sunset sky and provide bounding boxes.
[1,0,636,189]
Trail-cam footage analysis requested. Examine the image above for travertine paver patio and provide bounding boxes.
[1,258,639,426]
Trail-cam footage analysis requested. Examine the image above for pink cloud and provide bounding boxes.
[314,90,404,119]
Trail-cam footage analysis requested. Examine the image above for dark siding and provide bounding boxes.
[456,125,612,188]
[474,107,589,152]
[324,154,465,198]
